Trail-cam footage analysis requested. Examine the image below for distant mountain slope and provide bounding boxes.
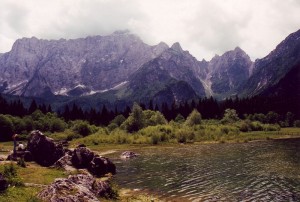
[208,47,252,97]
[0,29,299,108]
[260,62,300,98]
[0,30,168,97]
[240,29,300,96]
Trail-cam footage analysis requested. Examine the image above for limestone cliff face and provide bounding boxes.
[241,29,300,96]
[0,31,168,97]
[0,29,299,104]
[208,47,252,96]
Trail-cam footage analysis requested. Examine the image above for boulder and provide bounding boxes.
[23,151,33,162]
[38,174,99,202]
[27,130,65,167]
[92,179,113,197]
[38,173,112,202]
[71,146,94,168]
[0,173,8,191]
[53,153,75,172]
[88,155,116,177]
[120,151,138,159]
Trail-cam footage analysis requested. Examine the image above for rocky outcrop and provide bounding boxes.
[120,151,138,159]
[241,29,300,96]
[208,47,252,95]
[89,156,116,177]
[0,31,168,97]
[71,145,95,168]
[38,173,112,202]
[26,130,65,167]
[71,145,116,176]
[53,153,74,171]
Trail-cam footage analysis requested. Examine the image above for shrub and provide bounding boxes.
[66,133,82,141]
[151,134,159,145]
[294,120,300,127]
[266,111,280,124]
[176,129,195,143]
[17,158,26,168]
[107,123,118,131]
[110,115,126,126]
[0,114,14,141]
[185,109,202,126]
[72,120,94,136]
[220,126,230,134]
[251,121,263,131]
[121,103,145,132]
[50,118,67,132]
[263,124,281,131]
[175,114,185,123]
[221,109,240,124]
[148,111,167,126]
[3,163,24,187]
[176,131,187,143]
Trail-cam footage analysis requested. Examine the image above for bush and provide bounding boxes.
[239,121,251,132]
[66,133,82,141]
[110,115,126,126]
[107,123,118,131]
[174,114,185,123]
[0,114,14,141]
[293,120,300,127]
[266,111,280,124]
[3,163,24,187]
[72,120,94,137]
[263,124,281,131]
[50,118,67,132]
[17,158,26,168]
[221,109,240,124]
[176,129,195,143]
[220,126,230,134]
[151,134,160,145]
[185,109,202,126]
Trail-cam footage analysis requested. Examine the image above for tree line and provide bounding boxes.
[0,94,299,127]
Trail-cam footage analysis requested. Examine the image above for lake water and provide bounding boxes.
[113,138,300,201]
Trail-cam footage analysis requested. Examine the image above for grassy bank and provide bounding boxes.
[0,127,299,201]
[0,160,162,202]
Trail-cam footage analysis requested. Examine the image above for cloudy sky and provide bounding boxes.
[1,0,300,60]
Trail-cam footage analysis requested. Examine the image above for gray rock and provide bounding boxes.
[38,173,106,202]
[88,155,116,177]
[0,32,168,97]
[120,151,138,159]
[27,130,65,166]
[71,145,94,169]
[53,153,74,171]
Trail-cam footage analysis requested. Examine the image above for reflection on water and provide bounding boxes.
[114,138,300,201]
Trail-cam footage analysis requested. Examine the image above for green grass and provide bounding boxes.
[0,186,42,202]
[0,162,67,185]
[0,162,67,202]
[18,164,67,185]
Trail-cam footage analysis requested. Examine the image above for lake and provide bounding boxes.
[114,138,300,201]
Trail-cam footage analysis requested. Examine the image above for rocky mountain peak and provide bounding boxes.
[241,28,300,96]
[207,46,253,95]
[112,29,131,35]
[171,42,183,52]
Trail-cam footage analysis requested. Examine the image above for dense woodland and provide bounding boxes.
[0,94,299,124]
[0,93,299,144]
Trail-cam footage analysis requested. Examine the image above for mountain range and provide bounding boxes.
[0,29,299,110]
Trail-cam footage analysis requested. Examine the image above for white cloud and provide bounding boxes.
[0,0,299,60]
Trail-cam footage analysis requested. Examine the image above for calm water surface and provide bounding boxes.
[114,138,300,201]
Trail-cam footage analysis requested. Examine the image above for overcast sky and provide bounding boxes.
[1,0,300,60]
